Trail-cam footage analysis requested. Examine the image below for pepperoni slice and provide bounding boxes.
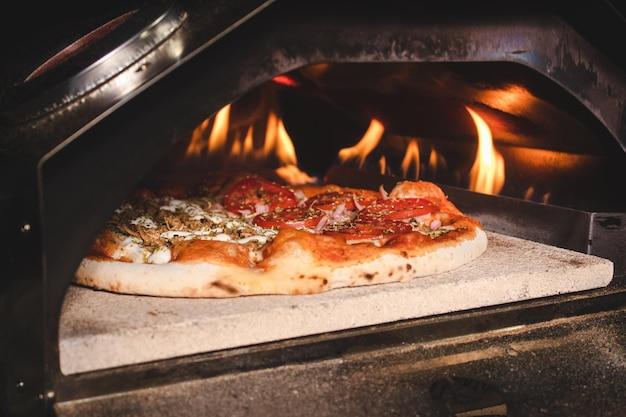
[223,177,297,213]
[253,207,324,230]
[359,198,438,222]
[328,221,412,242]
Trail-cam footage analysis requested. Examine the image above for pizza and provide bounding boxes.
[75,175,487,297]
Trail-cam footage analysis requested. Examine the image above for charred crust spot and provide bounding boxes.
[388,271,394,277]
[406,264,412,271]
[400,250,409,258]
[363,273,375,281]
[213,281,238,294]
[299,274,305,279]
[322,278,328,285]
[568,258,585,267]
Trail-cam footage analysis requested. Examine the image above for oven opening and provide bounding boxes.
[150,62,625,212]
[58,61,623,376]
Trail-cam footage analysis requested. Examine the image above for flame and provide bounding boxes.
[273,118,316,183]
[186,118,210,156]
[401,139,420,180]
[541,192,551,204]
[242,127,254,158]
[184,104,315,185]
[255,112,315,183]
[207,104,231,153]
[523,186,535,201]
[229,134,241,158]
[185,104,231,157]
[466,106,505,195]
[263,112,278,157]
[427,147,447,176]
[378,155,387,175]
[338,119,385,168]
[276,119,298,166]
[428,148,438,170]
[275,165,316,185]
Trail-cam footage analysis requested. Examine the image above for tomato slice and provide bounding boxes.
[307,192,357,211]
[253,207,324,230]
[359,198,438,222]
[223,177,297,213]
[307,190,378,211]
[344,188,380,208]
[328,221,412,242]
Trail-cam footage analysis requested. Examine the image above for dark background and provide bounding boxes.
[0,0,624,104]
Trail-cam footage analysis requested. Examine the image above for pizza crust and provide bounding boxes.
[75,227,487,298]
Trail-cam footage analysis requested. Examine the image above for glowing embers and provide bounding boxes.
[184,104,315,185]
[271,75,299,88]
[466,107,505,195]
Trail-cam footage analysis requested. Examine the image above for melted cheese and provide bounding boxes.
[111,237,152,263]
[157,198,277,246]
[160,229,275,245]
[109,196,280,264]
[130,216,158,229]
[160,199,222,222]
[147,246,172,264]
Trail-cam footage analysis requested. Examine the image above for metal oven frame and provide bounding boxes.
[1,1,625,415]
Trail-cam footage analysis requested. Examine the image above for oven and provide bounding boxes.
[1,1,625,416]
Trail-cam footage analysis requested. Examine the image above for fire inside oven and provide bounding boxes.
[149,62,624,211]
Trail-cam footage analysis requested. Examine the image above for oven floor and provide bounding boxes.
[59,232,612,375]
